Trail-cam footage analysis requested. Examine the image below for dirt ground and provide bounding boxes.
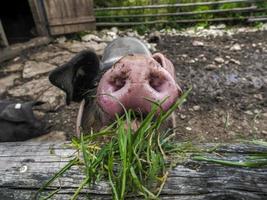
[0,29,266,142]
[157,31,267,142]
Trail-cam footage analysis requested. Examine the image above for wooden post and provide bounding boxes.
[0,19,9,47]
[250,2,256,20]
[27,0,50,36]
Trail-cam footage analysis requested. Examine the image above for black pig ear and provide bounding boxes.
[49,50,100,105]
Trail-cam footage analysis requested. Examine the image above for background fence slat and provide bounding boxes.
[97,6,261,19]
[95,0,267,27]
[248,16,267,21]
[96,17,254,27]
[95,0,263,11]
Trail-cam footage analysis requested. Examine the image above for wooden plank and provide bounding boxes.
[96,17,250,27]
[96,6,262,19]
[43,0,95,35]
[62,0,73,34]
[27,0,49,36]
[0,142,266,199]
[49,23,95,35]
[94,0,263,11]
[0,36,51,63]
[0,19,9,47]
[44,0,65,35]
[48,16,95,26]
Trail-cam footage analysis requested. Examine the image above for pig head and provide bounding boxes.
[49,37,181,133]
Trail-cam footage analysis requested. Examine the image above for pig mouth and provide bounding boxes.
[125,118,141,132]
[97,93,175,129]
[98,104,152,132]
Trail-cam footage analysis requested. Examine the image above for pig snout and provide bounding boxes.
[97,55,181,119]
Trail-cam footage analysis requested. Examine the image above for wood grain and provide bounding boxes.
[0,142,266,199]
[43,0,95,35]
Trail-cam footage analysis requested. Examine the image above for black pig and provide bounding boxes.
[49,37,181,135]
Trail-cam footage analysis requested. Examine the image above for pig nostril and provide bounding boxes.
[149,73,165,92]
[109,77,126,92]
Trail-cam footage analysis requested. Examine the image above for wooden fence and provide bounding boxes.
[94,0,267,27]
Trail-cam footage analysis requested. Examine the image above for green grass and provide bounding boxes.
[193,140,267,168]
[37,87,267,199]
[37,88,193,199]
[193,155,267,167]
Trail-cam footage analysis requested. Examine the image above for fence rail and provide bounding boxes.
[97,6,261,19]
[248,16,267,21]
[95,0,267,27]
[96,17,253,27]
[95,0,262,11]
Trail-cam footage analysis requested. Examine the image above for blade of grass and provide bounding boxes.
[130,167,158,199]
[37,157,78,194]
[71,177,90,200]
[107,142,119,200]
[144,96,169,114]
[83,119,119,141]
[134,102,159,135]
[118,118,128,200]
[157,130,166,159]
[250,140,267,147]
[146,130,155,169]
[80,132,90,177]
[160,87,192,123]
[39,188,61,200]
[193,155,267,167]
[133,106,158,158]
[156,171,168,197]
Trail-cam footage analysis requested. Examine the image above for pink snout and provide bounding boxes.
[97,54,181,120]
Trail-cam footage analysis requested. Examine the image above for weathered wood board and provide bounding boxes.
[28,0,50,36]
[0,19,9,47]
[43,0,95,35]
[0,37,51,63]
[0,142,267,199]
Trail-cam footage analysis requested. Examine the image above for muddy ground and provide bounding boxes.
[158,31,267,142]
[0,29,266,142]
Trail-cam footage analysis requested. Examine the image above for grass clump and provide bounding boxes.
[37,86,267,199]
[37,88,194,199]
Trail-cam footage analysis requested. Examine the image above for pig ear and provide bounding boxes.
[49,50,100,105]
[152,53,176,78]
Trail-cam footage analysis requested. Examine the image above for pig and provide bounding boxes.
[49,37,181,135]
[0,101,49,142]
